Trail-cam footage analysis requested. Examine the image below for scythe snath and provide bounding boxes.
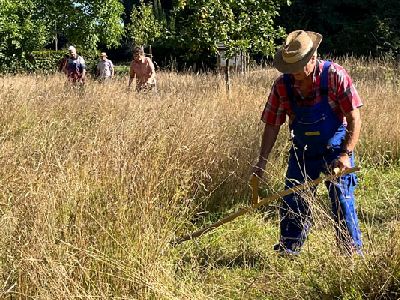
[172,167,360,245]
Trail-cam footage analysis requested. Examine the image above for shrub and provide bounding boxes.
[30,50,99,74]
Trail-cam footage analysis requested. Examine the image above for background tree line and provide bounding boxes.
[278,0,400,57]
[0,0,399,72]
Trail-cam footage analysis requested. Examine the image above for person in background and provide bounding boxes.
[96,52,114,82]
[252,30,363,256]
[64,45,86,85]
[128,46,156,92]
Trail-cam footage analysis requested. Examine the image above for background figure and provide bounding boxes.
[128,46,156,92]
[96,52,114,82]
[64,46,86,85]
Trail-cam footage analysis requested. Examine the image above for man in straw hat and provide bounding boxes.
[252,30,363,255]
[96,52,114,81]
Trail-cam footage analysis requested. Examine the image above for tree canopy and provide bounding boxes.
[171,0,288,58]
[0,0,124,71]
[278,0,400,57]
[1,0,400,72]
[127,0,166,47]
[0,0,48,70]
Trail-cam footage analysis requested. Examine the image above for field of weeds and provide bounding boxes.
[0,58,399,299]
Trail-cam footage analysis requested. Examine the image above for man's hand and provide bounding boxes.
[252,157,267,179]
[334,154,352,171]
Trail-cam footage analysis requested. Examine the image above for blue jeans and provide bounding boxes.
[278,148,362,254]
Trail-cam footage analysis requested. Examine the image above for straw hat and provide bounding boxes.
[100,52,107,57]
[273,30,322,73]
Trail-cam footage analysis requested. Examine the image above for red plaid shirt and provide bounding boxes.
[261,60,363,126]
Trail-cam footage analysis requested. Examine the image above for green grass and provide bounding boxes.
[171,166,400,299]
[0,62,399,299]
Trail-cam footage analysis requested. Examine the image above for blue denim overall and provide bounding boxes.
[277,61,362,254]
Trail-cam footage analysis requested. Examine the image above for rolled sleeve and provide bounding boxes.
[336,68,363,114]
[261,79,287,126]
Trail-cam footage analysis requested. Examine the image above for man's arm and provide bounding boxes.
[110,61,115,78]
[62,60,68,74]
[253,123,281,178]
[78,57,86,82]
[337,107,361,169]
[81,69,86,80]
[147,58,156,82]
[128,64,136,87]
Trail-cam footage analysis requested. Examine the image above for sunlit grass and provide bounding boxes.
[0,58,399,299]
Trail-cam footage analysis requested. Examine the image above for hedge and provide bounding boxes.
[29,49,100,74]
[0,50,131,75]
[113,65,130,76]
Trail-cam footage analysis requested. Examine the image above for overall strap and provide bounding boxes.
[320,60,331,102]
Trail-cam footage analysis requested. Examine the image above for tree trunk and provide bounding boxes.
[54,33,58,51]
[54,22,58,51]
[225,58,230,94]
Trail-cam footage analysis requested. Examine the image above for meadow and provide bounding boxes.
[0,57,399,299]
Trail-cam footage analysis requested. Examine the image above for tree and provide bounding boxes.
[122,0,140,26]
[0,0,125,72]
[127,0,166,47]
[171,0,289,59]
[0,0,48,71]
[278,0,400,57]
[36,0,125,51]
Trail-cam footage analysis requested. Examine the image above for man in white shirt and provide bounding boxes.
[96,52,114,81]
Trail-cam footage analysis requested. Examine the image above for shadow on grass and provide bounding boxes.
[359,208,400,225]
[182,248,268,269]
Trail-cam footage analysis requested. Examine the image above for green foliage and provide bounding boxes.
[35,0,125,50]
[29,50,99,73]
[172,0,289,58]
[3,0,400,72]
[31,50,66,73]
[153,0,164,21]
[0,0,124,73]
[127,0,166,47]
[113,65,130,76]
[279,0,400,57]
[0,0,48,72]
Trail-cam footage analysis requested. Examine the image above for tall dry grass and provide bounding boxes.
[0,58,399,299]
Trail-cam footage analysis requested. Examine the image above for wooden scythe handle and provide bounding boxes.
[250,174,260,205]
[172,167,360,245]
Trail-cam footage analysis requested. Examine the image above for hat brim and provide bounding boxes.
[273,31,322,74]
